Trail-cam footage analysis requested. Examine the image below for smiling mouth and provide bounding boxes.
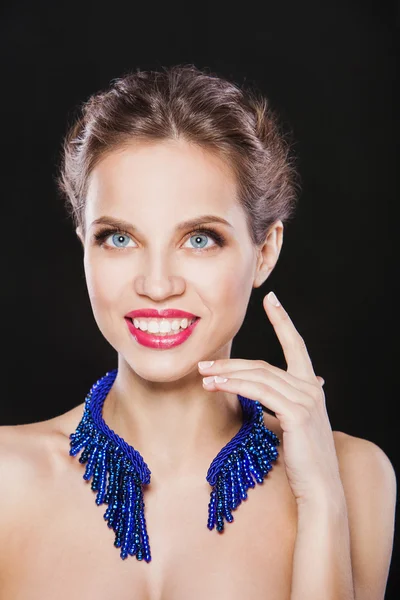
[126,317,200,336]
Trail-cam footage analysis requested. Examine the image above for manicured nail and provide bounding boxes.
[267,291,280,306]
[214,376,228,383]
[203,376,216,385]
[198,361,214,369]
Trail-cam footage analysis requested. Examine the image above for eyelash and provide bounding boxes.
[92,226,227,252]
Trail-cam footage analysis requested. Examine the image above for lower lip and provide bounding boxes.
[125,317,200,349]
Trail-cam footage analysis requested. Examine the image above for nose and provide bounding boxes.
[134,253,186,301]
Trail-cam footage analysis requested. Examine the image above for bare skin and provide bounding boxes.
[0,401,302,600]
[1,139,395,598]
[0,408,395,600]
[3,139,300,599]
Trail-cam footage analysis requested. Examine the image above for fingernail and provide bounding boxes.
[203,376,216,384]
[267,291,280,306]
[198,361,214,369]
[214,376,228,383]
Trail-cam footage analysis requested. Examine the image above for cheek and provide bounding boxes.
[83,253,126,315]
[203,251,253,299]
[197,259,253,330]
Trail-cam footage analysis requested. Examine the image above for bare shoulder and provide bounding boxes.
[0,422,52,483]
[0,422,59,509]
[331,429,397,526]
[0,405,85,534]
[332,429,396,485]
[0,423,49,550]
[332,429,396,512]
[332,430,397,599]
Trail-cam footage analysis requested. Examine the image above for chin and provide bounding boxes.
[118,355,199,383]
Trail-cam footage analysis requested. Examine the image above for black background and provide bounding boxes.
[0,0,398,596]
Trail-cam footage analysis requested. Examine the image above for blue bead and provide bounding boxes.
[69,370,279,561]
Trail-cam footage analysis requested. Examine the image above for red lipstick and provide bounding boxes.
[124,308,201,350]
[125,308,198,319]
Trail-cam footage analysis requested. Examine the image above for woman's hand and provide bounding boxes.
[198,291,343,506]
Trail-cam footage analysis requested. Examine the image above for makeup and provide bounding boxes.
[125,316,200,349]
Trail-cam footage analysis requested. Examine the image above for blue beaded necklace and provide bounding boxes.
[69,369,280,562]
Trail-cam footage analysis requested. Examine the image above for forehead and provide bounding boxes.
[85,139,243,224]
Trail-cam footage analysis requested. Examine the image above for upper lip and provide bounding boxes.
[125,309,199,319]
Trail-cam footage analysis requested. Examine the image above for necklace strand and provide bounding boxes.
[69,369,280,561]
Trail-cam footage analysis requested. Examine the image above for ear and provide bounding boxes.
[76,226,85,248]
[253,220,284,289]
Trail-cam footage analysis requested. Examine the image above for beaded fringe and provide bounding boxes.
[69,370,280,562]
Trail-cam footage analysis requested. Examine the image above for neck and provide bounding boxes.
[101,356,243,482]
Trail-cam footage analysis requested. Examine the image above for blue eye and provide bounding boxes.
[186,232,216,250]
[109,233,134,248]
[93,226,226,251]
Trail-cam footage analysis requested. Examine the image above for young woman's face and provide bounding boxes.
[81,139,261,382]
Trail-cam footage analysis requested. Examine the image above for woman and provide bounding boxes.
[0,66,396,599]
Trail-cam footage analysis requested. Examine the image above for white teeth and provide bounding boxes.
[132,317,196,334]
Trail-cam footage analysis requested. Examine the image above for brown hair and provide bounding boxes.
[56,65,299,245]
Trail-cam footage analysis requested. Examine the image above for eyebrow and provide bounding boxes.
[90,215,234,232]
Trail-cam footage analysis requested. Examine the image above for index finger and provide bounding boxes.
[263,292,316,381]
